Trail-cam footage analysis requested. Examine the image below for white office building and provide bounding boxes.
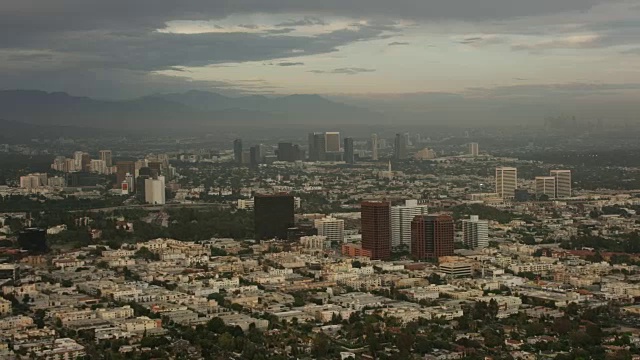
[371,134,379,161]
[462,215,489,249]
[495,167,517,199]
[314,216,345,244]
[145,176,166,205]
[535,176,556,198]
[391,200,428,251]
[550,170,572,198]
[468,142,479,157]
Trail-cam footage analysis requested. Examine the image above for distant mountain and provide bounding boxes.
[0,90,382,130]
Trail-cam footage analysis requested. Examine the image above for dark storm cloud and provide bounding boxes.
[0,0,609,37]
[264,28,296,34]
[458,37,484,44]
[310,67,376,75]
[277,62,305,66]
[0,24,392,72]
[275,16,326,27]
[238,24,259,29]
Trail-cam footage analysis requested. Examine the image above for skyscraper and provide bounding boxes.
[361,201,391,260]
[81,153,91,172]
[411,214,454,261]
[462,215,489,249]
[308,132,327,162]
[144,175,166,205]
[371,134,379,161]
[249,145,262,168]
[468,143,479,157]
[535,176,556,198]
[550,170,572,198]
[277,142,302,162]
[73,151,84,172]
[343,137,355,164]
[233,139,243,164]
[116,161,135,186]
[391,200,428,251]
[254,194,295,240]
[325,132,341,153]
[394,133,408,160]
[495,167,517,199]
[99,150,113,167]
[314,216,345,245]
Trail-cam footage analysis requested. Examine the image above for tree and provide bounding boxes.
[311,333,329,358]
[207,317,226,334]
[218,332,235,351]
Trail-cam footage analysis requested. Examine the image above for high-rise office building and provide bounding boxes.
[411,214,454,260]
[462,215,489,249]
[249,145,262,168]
[99,150,113,167]
[144,175,166,205]
[116,161,135,186]
[394,133,408,160]
[314,216,345,245]
[550,170,572,198]
[325,132,341,153]
[254,194,295,240]
[371,134,379,161]
[73,151,84,172]
[18,228,48,254]
[308,132,327,162]
[495,167,517,199]
[81,153,91,172]
[233,139,243,164]
[361,201,391,260]
[391,200,428,251]
[468,143,479,157]
[343,137,355,164]
[90,159,107,174]
[136,167,152,201]
[277,142,303,162]
[535,176,556,198]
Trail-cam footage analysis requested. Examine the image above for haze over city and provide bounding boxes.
[2,0,640,125]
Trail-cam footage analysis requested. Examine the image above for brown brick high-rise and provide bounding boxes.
[361,201,391,260]
[411,214,454,261]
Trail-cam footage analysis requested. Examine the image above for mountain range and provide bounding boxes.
[0,90,383,130]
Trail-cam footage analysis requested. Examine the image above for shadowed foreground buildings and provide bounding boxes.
[254,194,295,240]
[411,214,454,260]
[361,201,391,260]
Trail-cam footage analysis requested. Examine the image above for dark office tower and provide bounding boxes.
[293,145,304,162]
[394,133,408,160]
[233,139,243,164]
[254,194,295,240]
[411,215,454,261]
[308,132,326,162]
[81,153,91,172]
[116,161,135,186]
[277,142,300,162]
[249,145,261,168]
[148,161,162,176]
[136,167,152,201]
[307,133,316,161]
[361,201,391,260]
[344,137,355,164]
[18,228,48,254]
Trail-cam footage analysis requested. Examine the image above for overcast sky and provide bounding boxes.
[2,0,640,107]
